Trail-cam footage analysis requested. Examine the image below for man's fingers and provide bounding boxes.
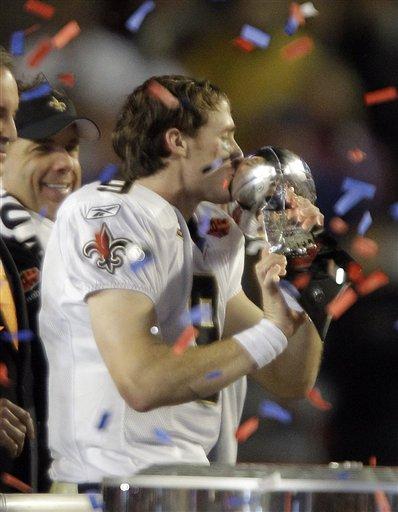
[0,429,19,458]
[0,415,26,456]
[0,399,35,440]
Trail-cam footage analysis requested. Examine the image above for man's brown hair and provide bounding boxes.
[112,75,229,180]
[0,46,14,73]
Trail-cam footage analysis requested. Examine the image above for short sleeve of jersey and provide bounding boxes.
[55,195,170,304]
[226,224,245,301]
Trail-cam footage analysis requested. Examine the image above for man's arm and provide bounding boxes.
[223,289,323,398]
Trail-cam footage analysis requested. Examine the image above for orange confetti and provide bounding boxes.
[235,416,259,443]
[284,491,293,512]
[306,387,332,411]
[326,286,357,319]
[233,37,255,53]
[356,270,389,296]
[292,272,312,290]
[289,2,305,25]
[281,36,314,61]
[364,87,398,106]
[0,363,10,387]
[347,148,367,163]
[351,236,379,259]
[222,178,229,190]
[329,216,349,236]
[1,473,32,493]
[173,325,198,355]
[52,20,81,49]
[27,38,53,67]
[346,261,364,284]
[369,455,377,467]
[374,490,392,512]
[24,0,55,19]
[57,72,75,87]
[146,79,180,109]
[24,23,42,36]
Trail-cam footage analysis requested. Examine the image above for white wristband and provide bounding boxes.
[233,319,288,368]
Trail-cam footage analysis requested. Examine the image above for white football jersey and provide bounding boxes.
[39,181,247,483]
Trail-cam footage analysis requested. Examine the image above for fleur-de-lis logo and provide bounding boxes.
[83,223,131,274]
[48,96,67,112]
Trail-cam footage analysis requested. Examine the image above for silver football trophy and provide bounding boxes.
[230,146,357,340]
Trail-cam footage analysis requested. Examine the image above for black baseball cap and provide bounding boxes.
[16,87,100,141]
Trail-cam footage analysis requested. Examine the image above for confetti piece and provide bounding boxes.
[325,287,357,319]
[180,305,203,327]
[97,411,111,430]
[52,20,81,49]
[153,428,173,445]
[356,270,389,296]
[389,202,398,221]
[284,491,293,512]
[129,250,153,272]
[284,16,299,36]
[201,157,226,175]
[222,178,229,190]
[300,2,319,18]
[205,370,222,380]
[351,236,379,259]
[24,0,55,19]
[258,399,292,424]
[125,0,156,33]
[233,36,255,52]
[0,329,34,343]
[369,455,377,467]
[346,261,364,284]
[172,325,198,355]
[292,272,312,290]
[87,493,103,510]
[329,216,349,235]
[10,31,25,56]
[292,499,301,512]
[364,87,398,107]
[27,38,53,67]
[357,211,372,236]
[0,363,10,387]
[279,279,301,299]
[235,416,259,443]
[146,79,180,109]
[24,23,41,36]
[306,387,332,411]
[289,2,305,25]
[281,36,314,61]
[374,490,392,512]
[1,473,32,493]
[57,72,75,87]
[240,24,271,49]
[334,177,376,216]
[38,206,48,218]
[347,148,367,163]
[99,163,118,183]
[20,82,52,102]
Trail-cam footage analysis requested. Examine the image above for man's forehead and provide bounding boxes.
[32,124,80,144]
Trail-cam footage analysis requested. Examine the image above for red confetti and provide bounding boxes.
[284,491,293,512]
[347,148,367,163]
[27,38,53,67]
[24,0,55,19]
[364,87,398,106]
[292,272,312,290]
[1,473,32,493]
[172,325,198,355]
[329,216,349,235]
[281,36,314,61]
[24,23,42,36]
[346,261,364,284]
[52,20,81,49]
[326,287,357,319]
[351,236,379,259]
[146,80,180,109]
[57,72,75,87]
[233,36,255,53]
[369,455,377,467]
[289,2,305,25]
[356,270,389,296]
[0,363,10,387]
[306,387,332,411]
[374,490,392,512]
[222,178,229,190]
[235,416,259,443]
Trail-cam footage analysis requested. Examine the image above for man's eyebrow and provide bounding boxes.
[221,125,236,133]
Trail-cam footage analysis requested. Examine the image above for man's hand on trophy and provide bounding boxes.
[285,187,324,232]
[255,247,306,337]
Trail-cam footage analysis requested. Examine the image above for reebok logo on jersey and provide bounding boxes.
[86,204,121,219]
[20,267,40,293]
[83,223,131,274]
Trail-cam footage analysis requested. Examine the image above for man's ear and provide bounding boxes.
[164,127,188,156]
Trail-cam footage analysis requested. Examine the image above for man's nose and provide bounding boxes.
[0,117,17,144]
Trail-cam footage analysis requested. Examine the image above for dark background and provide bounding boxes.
[1,0,397,466]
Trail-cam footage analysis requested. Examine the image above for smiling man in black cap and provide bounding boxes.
[0,77,99,491]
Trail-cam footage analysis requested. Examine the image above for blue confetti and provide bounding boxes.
[20,83,52,102]
[125,1,156,33]
[258,399,292,424]
[99,163,118,184]
[334,178,376,216]
[357,210,372,236]
[389,202,398,221]
[97,411,111,430]
[201,157,225,175]
[10,31,25,56]
[284,16,299,36]
[342,177,376,196]
[87,493,103,510]
[240,24,271,49]
[153,427,173,445]
[205,370,222,380]
[180,304,202,327]
[129,250,153,272]
[38,206,48,218]
[0,329,34,343]
[292,499,301,512]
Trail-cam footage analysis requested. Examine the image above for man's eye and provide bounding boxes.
[66,145,79,153]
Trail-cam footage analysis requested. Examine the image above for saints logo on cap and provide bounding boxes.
[48,96,67,112]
